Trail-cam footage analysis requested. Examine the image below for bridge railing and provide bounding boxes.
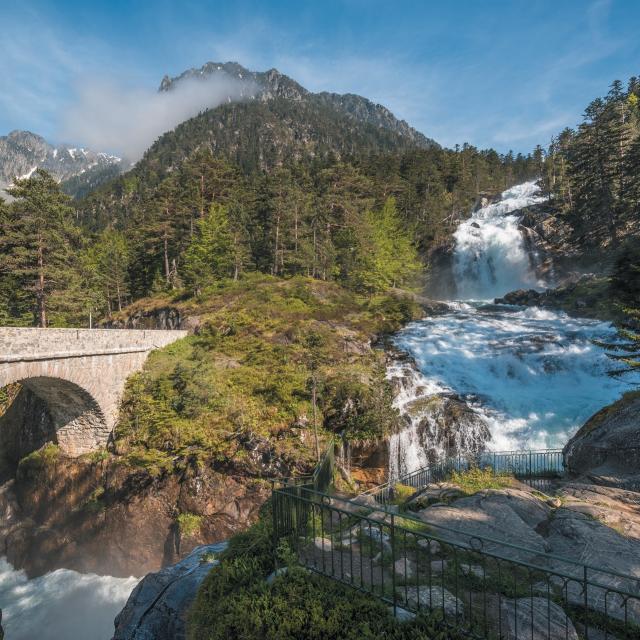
[272,485,640,639]
[360,449,565,506]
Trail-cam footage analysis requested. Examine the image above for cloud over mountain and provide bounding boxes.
[61,74,253,161]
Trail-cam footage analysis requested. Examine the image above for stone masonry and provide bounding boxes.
[0,328,187,456]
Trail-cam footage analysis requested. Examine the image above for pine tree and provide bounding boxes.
[2,170,80,326]
[351,197,421,293]
[183,203,234,295]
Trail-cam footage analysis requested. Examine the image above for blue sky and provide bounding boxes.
[1,0,639,154]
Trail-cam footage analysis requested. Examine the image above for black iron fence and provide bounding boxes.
[362,449,565,506]
[272,486,640,640]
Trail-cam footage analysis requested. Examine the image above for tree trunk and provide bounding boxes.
[163,226,171,285]
[37,234,46,328]
[311,377,320,462]
[273,214,280,276]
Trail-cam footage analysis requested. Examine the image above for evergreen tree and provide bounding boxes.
[352,197,421,293]
[183,203,234,295]
[82,229,131,316]
[1,170,80,326]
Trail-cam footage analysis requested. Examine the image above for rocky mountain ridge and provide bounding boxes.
[159,61,435,149]
[0,130,122,198]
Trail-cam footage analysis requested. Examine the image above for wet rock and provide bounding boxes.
[112,543,226,640]
[392,384,491,464]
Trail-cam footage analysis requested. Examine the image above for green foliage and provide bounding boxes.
[188,504,466,640]
[80,228,131,317]
[390,483,417,504]
[177,512,203,537]
[543,76,640,247]
[352,197,422,293]
[449,467,513,495]
[322,372,400,442]
[183,203,235,294]
[0,170,84,326]
[17,443,60,478]
[114,277,408,469]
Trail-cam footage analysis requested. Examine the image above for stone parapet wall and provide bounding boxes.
[0,328,187,358]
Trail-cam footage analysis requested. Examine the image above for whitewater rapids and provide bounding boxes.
[388,181,639,478]
[0,557,138,640]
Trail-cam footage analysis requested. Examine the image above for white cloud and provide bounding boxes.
[60,74,254,161]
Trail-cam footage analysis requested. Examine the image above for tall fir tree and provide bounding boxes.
[2,170,80,326]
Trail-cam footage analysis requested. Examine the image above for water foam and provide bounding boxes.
[0,557,139,640]
[453,181,546,299]
[388,181,639,476]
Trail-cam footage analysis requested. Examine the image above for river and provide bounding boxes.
[0,558,138,640]
[389,182,639,478]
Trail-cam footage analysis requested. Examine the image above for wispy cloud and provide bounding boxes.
[61,75,253,160]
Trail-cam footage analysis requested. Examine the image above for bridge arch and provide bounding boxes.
[1,376,109,461]
[0,328,187,459]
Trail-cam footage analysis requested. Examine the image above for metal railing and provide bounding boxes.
[362,449,565,506]
[272,486,640,640]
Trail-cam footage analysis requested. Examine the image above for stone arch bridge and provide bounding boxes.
[0,328,187,458]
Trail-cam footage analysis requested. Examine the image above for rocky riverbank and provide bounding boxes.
[0,452,268,578]
[494,273,625,322]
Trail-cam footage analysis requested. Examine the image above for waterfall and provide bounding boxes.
[385,181,639,481]
[453,181,546,300]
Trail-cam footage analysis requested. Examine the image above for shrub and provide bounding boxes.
[177,512,203,537]
[449,467,513,495]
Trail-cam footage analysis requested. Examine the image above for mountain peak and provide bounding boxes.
[157,61,432,146]
[0,130,122,198]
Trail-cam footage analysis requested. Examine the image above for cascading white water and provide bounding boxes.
[388,182,640,479]
[453,181,546,299]
[0,557,139,640]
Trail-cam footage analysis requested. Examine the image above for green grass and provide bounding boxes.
[448,467,514,495]
[17,443,60,478]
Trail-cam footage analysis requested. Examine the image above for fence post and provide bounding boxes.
[272,484,279,571]
[529,451,532,478]
[583,565,589,640]
[391,512,396,617]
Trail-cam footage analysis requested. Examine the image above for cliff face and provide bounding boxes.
[0,454,268,578]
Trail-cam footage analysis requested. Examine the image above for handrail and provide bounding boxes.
[272,483,640,639]
[360,448,566,501]
[292,486,640,585]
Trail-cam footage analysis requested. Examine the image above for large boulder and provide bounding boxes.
[112,543,226,640]
[563,392,640,489]
[416,488,551,563]
[493,597,578,640]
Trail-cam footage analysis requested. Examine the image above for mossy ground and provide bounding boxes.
[111,274,423,475]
